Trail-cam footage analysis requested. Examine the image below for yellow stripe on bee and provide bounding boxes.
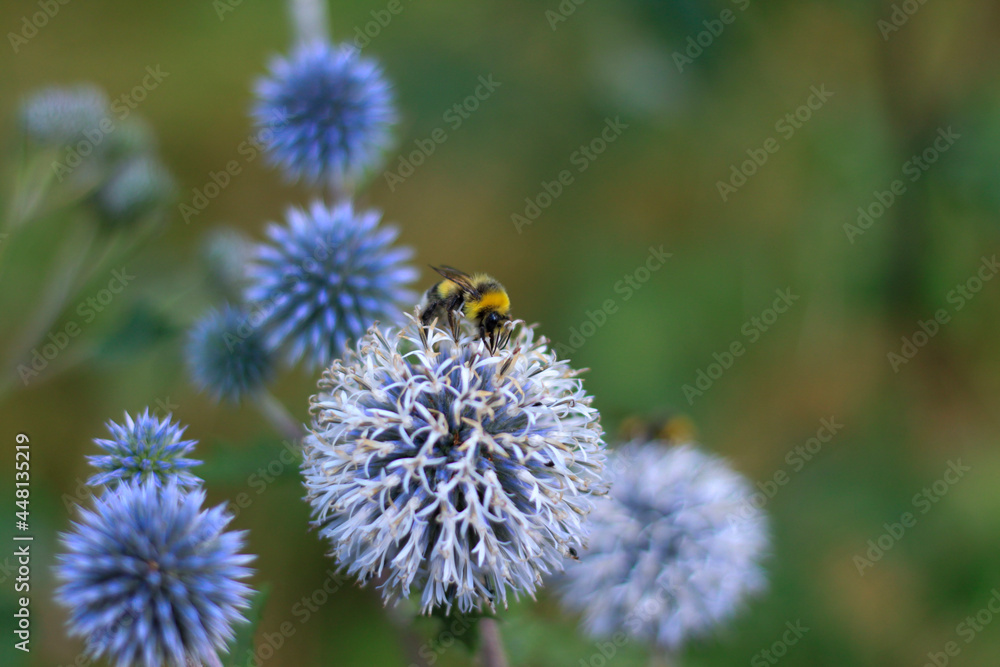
[437,280,461,297]
[472,291,510,314]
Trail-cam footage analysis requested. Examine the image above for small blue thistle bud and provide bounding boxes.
[20,84,109,147]
[557,441,769,650]
[302,315,607,614]
[186,304,275,403]
[252,41,395,185]
[94,155,175,227]
[55,481,255,667]
[245,200,416,371]
[87,409,201,489]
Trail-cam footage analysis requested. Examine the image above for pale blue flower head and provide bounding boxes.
[55,481,254,667]
[253,40,395,185]
[302,316,606,614]
[186,304,275,403]
[95,155,175,227]
[245,200,416,370]
[20,84,108,146]
[558,441,768,650]
[87,409,201,489]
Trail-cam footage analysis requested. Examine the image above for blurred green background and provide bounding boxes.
[3,0,1000,665]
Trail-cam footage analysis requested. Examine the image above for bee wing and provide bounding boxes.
[431,265,481,298]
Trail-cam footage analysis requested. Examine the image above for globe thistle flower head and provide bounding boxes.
[253,41,395,185]
[55,481,254,667]
[87,409,201,489]
[200,227,256,299]
[245,200,416,371]
[20,84,109,147]
[94,155,175,228]
[302,314,606,614]
[186,304,275,403]
[557,441,769,650]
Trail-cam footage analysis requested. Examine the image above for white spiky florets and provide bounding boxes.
[557,441,769,650]
[302,314,606,614]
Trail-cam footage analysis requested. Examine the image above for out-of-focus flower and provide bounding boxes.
[200,227,256,298]
[55,481,254,667]
[245,200,415,370]
[20,84,109,147]
[557,441,768,650]
[252,40,395,185]
[87,409,201,489]
[186,304,275,403]
[94,155,175,227]
[302,315,606,614]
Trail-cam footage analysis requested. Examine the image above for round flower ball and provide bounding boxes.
[557,441,768,650]
[245,200,415,371]
[302,315,607,614]
[55,481,254,667]
[253,40,395,185]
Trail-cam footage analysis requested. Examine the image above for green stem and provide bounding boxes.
[477,618,508,667]
[252,389,304,443]
[288,0,329,44]
[0,222,99,389]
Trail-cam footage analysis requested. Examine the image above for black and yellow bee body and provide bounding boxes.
[419,266,511,349]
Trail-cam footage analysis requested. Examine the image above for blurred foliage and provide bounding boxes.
[2,0,1000,665]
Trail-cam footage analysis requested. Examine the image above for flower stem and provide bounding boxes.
[288,0,329,45]
[477,618,508,667]
[252,389,304,443]
[0,221,98,395]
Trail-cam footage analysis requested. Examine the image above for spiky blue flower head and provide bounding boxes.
[302,315,607,614]
[87,409,201,489]
[253,40,395,185]
[186,304,275,403]
[245,200,416,371]
[55,481,254,667]
[20,84,108,146]
[557,441,769,650]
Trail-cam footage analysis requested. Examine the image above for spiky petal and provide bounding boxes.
[55,481,255,667]
[557,441,769,650]
[252,40,395,185]
[302,315,607,614]
[87,409,201,489]
[245,200,416,371]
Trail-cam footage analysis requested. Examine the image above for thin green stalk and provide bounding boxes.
[252,389,304,442]
[0,221,99,388]
[477,618,508,667]
[288,0,329,44]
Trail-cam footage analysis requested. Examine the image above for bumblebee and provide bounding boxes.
[419,266,511,349]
